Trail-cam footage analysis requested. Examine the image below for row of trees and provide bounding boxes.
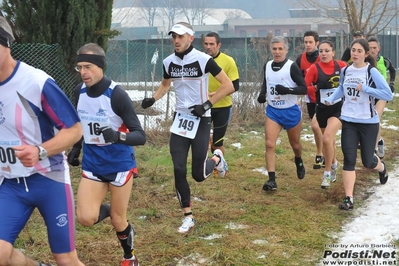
[297,0,399,36]
[128,0,248,28]
[1,0,399,71]
[133,0,399,37]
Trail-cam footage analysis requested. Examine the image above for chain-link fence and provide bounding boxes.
[104,33,397,129]
[11,43,80,101]
[10,32,398,130]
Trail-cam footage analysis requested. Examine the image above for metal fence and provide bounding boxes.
[10,32,398,129]
[105,33,399,86]
[11,43,80,101]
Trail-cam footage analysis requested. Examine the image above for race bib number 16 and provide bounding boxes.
[170,112,200,139]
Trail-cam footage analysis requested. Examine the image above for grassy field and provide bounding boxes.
[16,94,399,265]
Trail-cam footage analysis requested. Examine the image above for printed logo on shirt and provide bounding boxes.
[1,165,11,173]
[90,137,101,143]
[56,213,68,227]
[328,76,340,88]
[96,108,108,117]
[0,101,5,125]
[78,109,88,114]
[169,62,203,78]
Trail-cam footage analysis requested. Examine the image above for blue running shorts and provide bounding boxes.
[0,173,76,254]
[266,104,302,130]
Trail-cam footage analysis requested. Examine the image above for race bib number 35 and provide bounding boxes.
[170,113,200,139]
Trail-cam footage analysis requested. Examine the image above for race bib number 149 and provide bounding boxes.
[170,112,200,139]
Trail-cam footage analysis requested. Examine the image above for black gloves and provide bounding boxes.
[141,97,155,109]
[257,93,266,103]
[96,126,119,143]
[257,84,293,103]
[275,84,292,95]
[389,82,395,93]
[67,146,81,166]
[189,100,213,117]
[190,105,206,117]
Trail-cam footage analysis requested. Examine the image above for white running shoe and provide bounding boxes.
[213,149,228,177]
[321,174,331,189]
[331,163,339,183]
[177,217,194,233]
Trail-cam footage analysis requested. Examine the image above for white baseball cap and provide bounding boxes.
[168,24,195,36]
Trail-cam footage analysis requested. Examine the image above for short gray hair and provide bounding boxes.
[270,36,289,50]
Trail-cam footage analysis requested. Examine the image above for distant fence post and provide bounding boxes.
[245,35,248,83]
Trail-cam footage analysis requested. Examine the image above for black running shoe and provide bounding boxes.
[339,196,353,211]
[377,138,385,159]
[263,180,277,191]
[296,159,306,179]
[313,155,324,169]
[379,161,388,184]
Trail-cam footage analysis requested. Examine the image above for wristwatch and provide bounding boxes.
[202,100,213,111]
[37,145,48,160]
[119,132,127,142]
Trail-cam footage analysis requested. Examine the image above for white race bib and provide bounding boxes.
[0,144,29,176]
[170,112,200,139]
[344,83,367,104]
[320,88,341,105]
[81,117,110,145]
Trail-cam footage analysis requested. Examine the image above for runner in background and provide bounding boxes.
[204,32,239,172]
[258,36,307,191]
[367,36,396,159]
[305,39,347,189]
[341,30,365,63]
[295,31,324,169]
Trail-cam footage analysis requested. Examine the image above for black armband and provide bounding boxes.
[232,79,239,92]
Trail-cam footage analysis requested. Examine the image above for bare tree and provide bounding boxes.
[178,0,212,25]
[159,0,181,29]
[293,0,399,35]
[134,0,162,27]
[224,10,248,20]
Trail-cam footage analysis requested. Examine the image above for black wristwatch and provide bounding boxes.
[37,145,48,160]
[202,100,213,111]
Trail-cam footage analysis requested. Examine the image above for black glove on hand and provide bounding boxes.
[189,100,213,117]
[96,126,119,143]
[275,84,292,95]
[67,146,81,166]
[389,82,395,93]
[257,93,266,103]
[141,97,155,109]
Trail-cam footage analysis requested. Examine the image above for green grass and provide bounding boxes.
[16,94,399,265]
